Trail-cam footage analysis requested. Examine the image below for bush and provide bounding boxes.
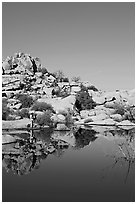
[123,106,135,123]
[16,94,34,108]
[75,90,96,112]
[36,110,53,127]
[114,103,126,115]
[41,67,48,75]
[32,101,54,112]
[17,108,30,119]
[87,85,98,92]
[71,76,81,83]
[62,77,69,82]
[52,70,65,82]
[65,113,74,128]
[2,98,10,120]
[114,103,135,123]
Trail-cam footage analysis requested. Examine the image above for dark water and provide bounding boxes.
[2,127,135,202]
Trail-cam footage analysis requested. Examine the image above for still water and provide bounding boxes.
[2,127,135,202]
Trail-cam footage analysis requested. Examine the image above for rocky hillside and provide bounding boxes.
[2,52,135,130]
[2,52,57,98]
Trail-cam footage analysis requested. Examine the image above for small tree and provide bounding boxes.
[17,108,30,118]
[74,89,96,112]
[32,101,54,112]
[62,77,69,82]
[53,70,65,82]
[2,98,10,120]
[36,110,53,127]
[87,85,98,92]
[16,94,34,108]
[71,76,81,83]
[41,67,48,75]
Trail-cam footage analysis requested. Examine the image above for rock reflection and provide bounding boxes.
[2,127,135,176]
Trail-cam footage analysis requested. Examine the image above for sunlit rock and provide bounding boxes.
[117,120,135,129]
[2,119,31,129]
[2,134,17,144]
[56,124,69,131]
[110,114,123,122]
[12,103,22,110]
[90,113,109,121]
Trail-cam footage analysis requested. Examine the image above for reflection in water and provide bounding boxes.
[74,128,98,149]
[2,127,135,176]
[2,127,135,201]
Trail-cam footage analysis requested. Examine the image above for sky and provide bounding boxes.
[2,2,135,91]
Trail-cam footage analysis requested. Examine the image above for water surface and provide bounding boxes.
[2,127,135,202]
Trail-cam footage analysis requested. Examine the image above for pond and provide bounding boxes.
[2,127,135,202]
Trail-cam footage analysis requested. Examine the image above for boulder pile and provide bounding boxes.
[2,52,135,130]
[2,52,56,98]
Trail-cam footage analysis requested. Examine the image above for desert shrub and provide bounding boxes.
[62,77,69,82]
[41,67,48,75]
[65,113,74,128]
[36,110,53,127]
[32,101,54,112]
[17,108,30,119]
[80,84,88,91]
[75,90,96,112]
[123,106,135,123]
[113,102,126,115]
[2,98,11,120]
[71,76,81,83]
[6,115,17,121]
[87,85,98,92]
[59,90,70,98]
[16,94,34,108]
[52,70,65,82]
[114,103,135,123]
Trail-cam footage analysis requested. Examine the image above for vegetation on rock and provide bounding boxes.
[35,110,53,127]
[74,89,96,112]
[71,76,81,83]
[16,93,34,108]
[87,85,98,92]
[32,101,54,112]
[2,98,11,120]
[17,108,30,119]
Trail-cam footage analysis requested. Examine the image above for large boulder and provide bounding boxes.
[57,114,66,122]
[110,114,123,122]
[2,134,17,144]
[2,119,31,129]
[117,120,135,126]
[39,95,76,112]
[89,113,109,121]
[55,124,69,131]
[71,86,81,94]
[87,118,117,126]
[94,106,116,116]
[51,114,66,124]
[84,117,94,123]
[80,110,93,119]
